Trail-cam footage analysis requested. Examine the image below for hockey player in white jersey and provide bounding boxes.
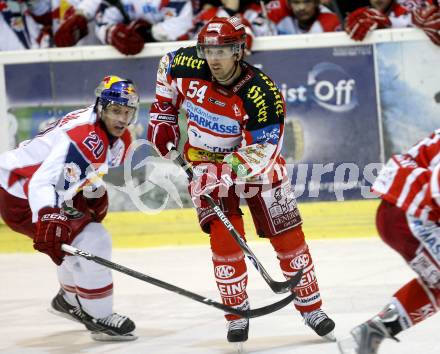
[0,0,51,51]
[0,75,138,341]
[95,0,193,55]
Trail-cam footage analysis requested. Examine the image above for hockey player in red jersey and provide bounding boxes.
[147,15,335,344]
[338,130,440,354]
[0,75,137,341]
[244,0,340,37]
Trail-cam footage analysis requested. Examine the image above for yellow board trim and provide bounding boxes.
[0,199,380,253]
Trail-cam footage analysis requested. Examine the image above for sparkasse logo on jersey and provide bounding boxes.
[279,62,358,113]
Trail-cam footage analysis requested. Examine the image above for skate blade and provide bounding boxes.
[91,331,138,342]
[47,307,82,324]
[323,329,337,342]
[232,342,245,353]
[337,335,359,354]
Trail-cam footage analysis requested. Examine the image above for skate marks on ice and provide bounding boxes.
[2,239,440,354]
[192,334,326,354]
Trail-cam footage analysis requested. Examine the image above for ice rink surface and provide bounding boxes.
[1,237,440,354]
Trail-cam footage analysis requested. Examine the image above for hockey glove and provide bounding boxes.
[54,13,89,47]
[412,6,440,46]
[34,207,73,265]
[85,189,109,223]
[147,102,180,157]
[188,163,234,209]
[129,19,155,42]
[345,7,391,41]
[107,23,145,55]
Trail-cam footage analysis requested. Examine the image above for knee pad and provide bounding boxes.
[71,223,112,278]
[210,215,245,255]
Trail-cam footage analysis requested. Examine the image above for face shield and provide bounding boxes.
[199,45,237,60]
[95,77,140,125]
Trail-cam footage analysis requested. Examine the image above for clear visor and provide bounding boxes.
[104,103,138,125]
[200,45,236,60]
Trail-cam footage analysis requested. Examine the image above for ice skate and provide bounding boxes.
[302,308,336,341]
[84,312,137,341]
[227,318,249,353]
[48,289,86,324]
[338,306,399,354]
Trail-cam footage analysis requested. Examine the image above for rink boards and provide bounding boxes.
[0,199,380,253]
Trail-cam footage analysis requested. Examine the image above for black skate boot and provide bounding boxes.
[227,318,249,343]
[84,313,137,341]
[49,289,86,324]
[337,304,400,354]
[302,308,336,341]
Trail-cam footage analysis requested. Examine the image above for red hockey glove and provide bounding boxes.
[345,7,391,41]
[34,207,73,265]
[188,164,234,209]
[412,6,440,46]
[107,23,145,55]
[128,19,154,42]
[85,190,109,223]
[147,102,180,157]
[54,13,88,47]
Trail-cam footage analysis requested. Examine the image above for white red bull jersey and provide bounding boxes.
[50,0,101,31]
[95,0,193,43]
[372,130,440,222]
[0,0,48,50]
[0,106,132,221]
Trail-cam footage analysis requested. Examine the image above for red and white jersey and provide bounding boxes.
[244,1,340,36]
[153,46,287,182]
[95,0,193,43]
[397,0,436,11]
[0,106,131,221]
[387,2,413,28]
[274,4,340,35]
[372,130,440,222]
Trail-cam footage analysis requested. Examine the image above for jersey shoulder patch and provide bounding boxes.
[238,65,285,129]
[169,46,210,79]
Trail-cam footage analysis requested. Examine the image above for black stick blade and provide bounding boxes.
[269,269,303,294]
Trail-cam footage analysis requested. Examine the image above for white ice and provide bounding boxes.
[1,238,439,354]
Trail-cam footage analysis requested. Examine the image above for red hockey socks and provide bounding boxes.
[390,278,440,329]
[210,215,249,320]
[270,226,322,312]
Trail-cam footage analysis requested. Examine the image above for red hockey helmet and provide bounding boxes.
[196,16,246,60]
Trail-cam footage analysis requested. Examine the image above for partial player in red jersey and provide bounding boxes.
[345,0,440,45]
[147,15,335,345]
[245,0,341,36]
[338,130,440,354]
[0,75,138,341]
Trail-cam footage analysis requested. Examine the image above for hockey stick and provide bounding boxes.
[330,0,345,27]
[167,143,302,294]
[61,244,299,318]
